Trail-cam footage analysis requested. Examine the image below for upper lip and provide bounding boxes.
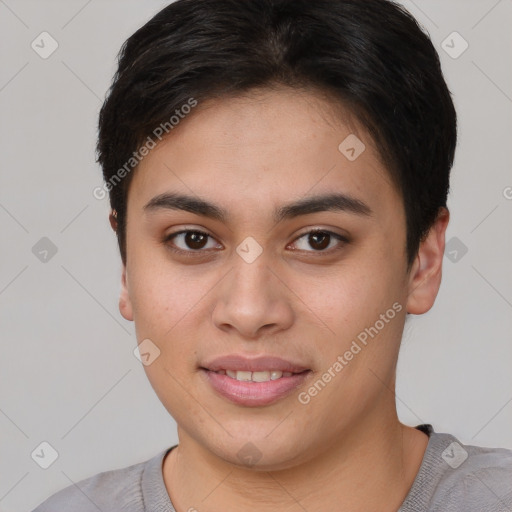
[201,355,309,373]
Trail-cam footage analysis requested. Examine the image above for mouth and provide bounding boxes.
[199,355,312,406]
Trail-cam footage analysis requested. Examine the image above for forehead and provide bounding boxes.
[129,88,401,224]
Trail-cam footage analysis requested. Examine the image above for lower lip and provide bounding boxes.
[201,369,311,407]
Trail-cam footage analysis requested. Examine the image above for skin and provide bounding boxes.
[118,87,449,511]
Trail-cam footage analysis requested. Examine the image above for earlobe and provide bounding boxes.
[406,207,450,315]
[119,265,134,321]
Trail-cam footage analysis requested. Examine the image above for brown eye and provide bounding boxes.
[291,230,348,253]
[164,230,221,253]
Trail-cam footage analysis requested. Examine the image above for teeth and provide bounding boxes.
[220,369,294,382]
[252,371,271,382]
[236,371,252,381]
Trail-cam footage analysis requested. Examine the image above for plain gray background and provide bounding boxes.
[0,0,511,510]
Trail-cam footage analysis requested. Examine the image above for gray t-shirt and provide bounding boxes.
[32,425,512,511]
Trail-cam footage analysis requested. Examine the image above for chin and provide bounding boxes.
[202,428,313,471]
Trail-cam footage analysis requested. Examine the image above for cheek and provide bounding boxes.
[127,243,185,323]
[130,271,199,337]
[296,265,396,333]
[127,254,216,366]
[291,259,405,375]
[129,265,205,404]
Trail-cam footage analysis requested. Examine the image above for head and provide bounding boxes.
[97,0,456,468]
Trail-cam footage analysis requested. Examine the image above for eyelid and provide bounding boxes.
[293,226,349,241]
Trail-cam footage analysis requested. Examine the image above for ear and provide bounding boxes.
[406,207,450,315]
[119,264,134,321]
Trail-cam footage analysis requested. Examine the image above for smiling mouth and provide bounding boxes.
[199,354,312,406]
[200,367,312,406]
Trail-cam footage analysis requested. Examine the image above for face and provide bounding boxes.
[119,88,437,469]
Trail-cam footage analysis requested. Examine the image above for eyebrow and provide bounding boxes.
[143,191,373,223]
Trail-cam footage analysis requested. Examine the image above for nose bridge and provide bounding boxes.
[212,249,293,337]
[228,252,276,311]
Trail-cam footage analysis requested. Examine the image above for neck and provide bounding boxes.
[162,409,429,512]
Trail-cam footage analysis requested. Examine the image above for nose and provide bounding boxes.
[211,255,294,340]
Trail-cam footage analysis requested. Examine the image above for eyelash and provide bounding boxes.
[162,228,349,258]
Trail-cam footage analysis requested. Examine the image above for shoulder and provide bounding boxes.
[401,427,512,512]
[432,435,512,510]
[31,449,169,512]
